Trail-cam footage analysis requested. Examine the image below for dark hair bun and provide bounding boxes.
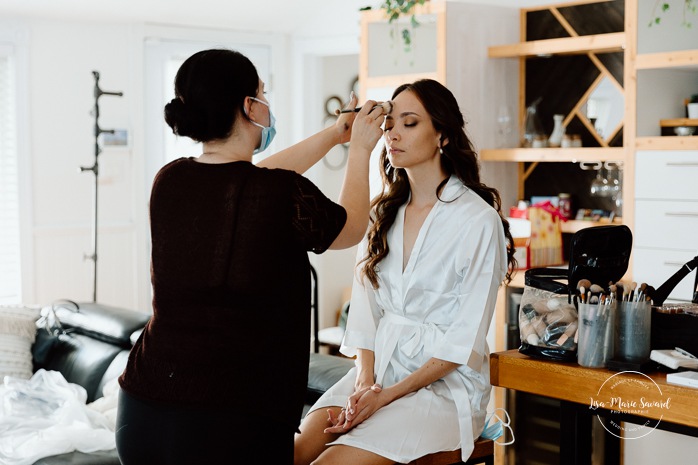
[164,49,260,143]
[164,97,205,141]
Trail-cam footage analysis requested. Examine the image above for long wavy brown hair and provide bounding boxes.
[359,79,517,288]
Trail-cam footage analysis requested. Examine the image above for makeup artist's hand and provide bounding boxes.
[350,100,387,152]
[334,92,359,145]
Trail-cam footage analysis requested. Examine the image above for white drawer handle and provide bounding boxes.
[664,261,687,267]
[666,162,698,167]
[665,212,698,217]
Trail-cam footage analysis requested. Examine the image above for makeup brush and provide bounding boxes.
[589,283,605,305]
[589,283,605,295]
[614,281,624,302]
[628,281,637,302]
[335,101,393,115]
[609,284,617,305]
[636,282,647,302]
[577,279,591,304]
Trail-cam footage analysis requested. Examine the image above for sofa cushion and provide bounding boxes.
[49,302,150,348]
[306,353,354,404]
[32,332,123,403]
[0,305,41,380]
[94,350,129,400]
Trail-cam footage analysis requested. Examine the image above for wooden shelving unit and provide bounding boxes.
[488,31,625,58]
[660,118,698,127]
[480,147,625,162]
[484,0,628,220]
[358,2,447,102]
[634,49,698,69]
[490,2,698,464]
[635,136,698,150]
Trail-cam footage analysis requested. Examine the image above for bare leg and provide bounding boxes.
[294,407,343,465]
[313,444,396,465]
[295,407,396,465]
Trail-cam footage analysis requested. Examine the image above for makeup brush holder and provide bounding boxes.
[614,301,652,362]
[577,302,616,368]
[519,225,632,363]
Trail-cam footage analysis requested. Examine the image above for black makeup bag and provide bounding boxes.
[649,255,698,357]
[518,225,633,361]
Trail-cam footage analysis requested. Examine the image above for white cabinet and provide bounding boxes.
[633,150,698,301]
[629,0,698,304]
[634,151,698,200]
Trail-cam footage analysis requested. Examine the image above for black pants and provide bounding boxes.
[116,390,294,465]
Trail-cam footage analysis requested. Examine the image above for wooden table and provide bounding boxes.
[490,350,698,465]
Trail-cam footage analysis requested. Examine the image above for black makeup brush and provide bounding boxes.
[335,101,393,115]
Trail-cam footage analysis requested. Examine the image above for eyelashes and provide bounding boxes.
[384,122,417,132]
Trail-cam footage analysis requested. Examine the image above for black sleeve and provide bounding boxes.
[290,174,347,254]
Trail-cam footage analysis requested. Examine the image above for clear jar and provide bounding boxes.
[558,193,572,219]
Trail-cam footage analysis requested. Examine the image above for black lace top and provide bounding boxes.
[119,158,346,429]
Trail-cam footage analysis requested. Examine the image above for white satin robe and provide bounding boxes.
[307,176,508,463]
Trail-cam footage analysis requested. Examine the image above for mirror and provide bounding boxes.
[580,76,624,143]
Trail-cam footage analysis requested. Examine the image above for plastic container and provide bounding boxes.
[614,301,652,362]
[577,301,615,368]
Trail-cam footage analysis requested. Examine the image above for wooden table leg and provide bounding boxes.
[559,400,592,465]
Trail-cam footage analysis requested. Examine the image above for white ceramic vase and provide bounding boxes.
[688,103,698,119]
[548,114,565,148]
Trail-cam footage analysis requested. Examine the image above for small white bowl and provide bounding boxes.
[674,126,696,136]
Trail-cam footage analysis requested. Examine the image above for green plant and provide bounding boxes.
[380,0,427,50]
[649,0,697,27]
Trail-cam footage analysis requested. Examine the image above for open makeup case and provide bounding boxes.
[518,225,633,362]
[648,255,698,359]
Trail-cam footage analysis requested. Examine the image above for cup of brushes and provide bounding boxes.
[576,279,653,369]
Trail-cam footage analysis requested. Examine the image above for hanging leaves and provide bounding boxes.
[648,0,696,27]
[380,0,427,50]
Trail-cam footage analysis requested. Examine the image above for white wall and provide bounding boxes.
[313,54,360,329]
[290,34,361,331]
[10,5,364,315]
[26,18,145,309]
[12,17,294,312]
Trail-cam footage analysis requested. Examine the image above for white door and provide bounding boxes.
[144,39,272,187]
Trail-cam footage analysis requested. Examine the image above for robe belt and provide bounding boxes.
[374,311,476,462]
[374,312,446,383]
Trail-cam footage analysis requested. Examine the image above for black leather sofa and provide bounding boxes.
[30,302,150,465]
[29,302,353,465]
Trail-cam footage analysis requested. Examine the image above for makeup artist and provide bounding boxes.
[116,48,387,465]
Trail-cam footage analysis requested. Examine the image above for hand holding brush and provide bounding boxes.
[335,101,393,115]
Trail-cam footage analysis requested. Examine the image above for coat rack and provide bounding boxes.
[80,71,122,302]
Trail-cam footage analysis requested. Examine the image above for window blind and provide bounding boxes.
[0,49,22,304]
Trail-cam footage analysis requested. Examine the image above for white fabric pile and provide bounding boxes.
[0,369,119,465]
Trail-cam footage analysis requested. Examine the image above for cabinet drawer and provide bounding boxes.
[634,199,698,250]
[635,151,698,200]
[633,248,697,302]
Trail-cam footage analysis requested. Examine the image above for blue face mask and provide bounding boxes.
[247,97,276,155]
[481,409,515,446]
